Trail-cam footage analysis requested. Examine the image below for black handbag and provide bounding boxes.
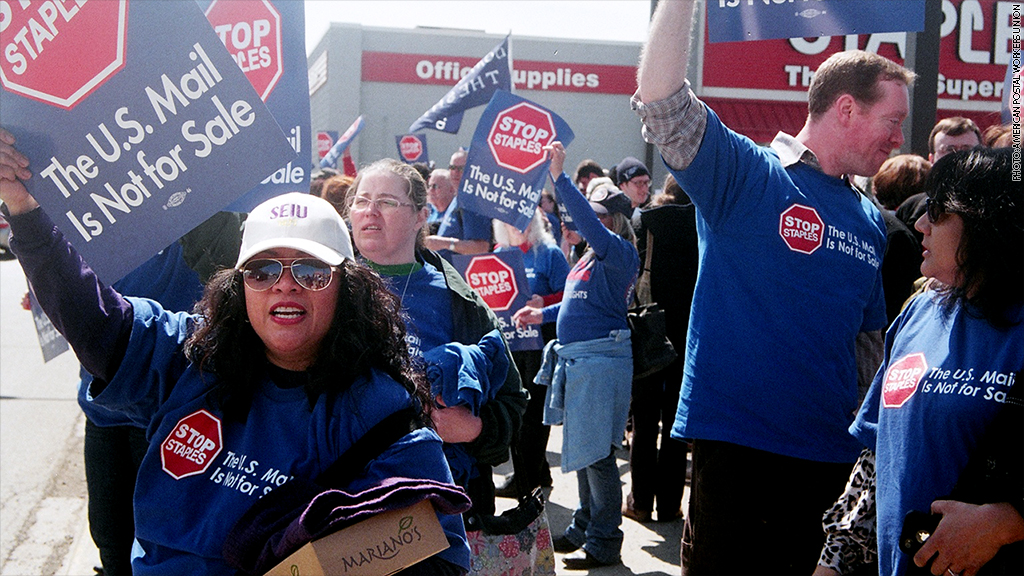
[628,303,677,380]
[628,229,678,380]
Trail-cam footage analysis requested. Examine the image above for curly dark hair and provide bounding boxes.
[926,147,1022,327]
[183,260,432,420]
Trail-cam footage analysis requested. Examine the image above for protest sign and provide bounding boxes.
[26,287,70,363]
[451,251,542,352]
[408,34,512,134]
[707,0,925,44]
[200,0,311,211]
[460,90,574,231]
[316,130,338,159]
[320,115,364,169]
[0,0,294,284]
[395,133,429,164]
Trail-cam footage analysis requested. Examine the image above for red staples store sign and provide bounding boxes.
[362,51,637,95]
[702,0,1015,116]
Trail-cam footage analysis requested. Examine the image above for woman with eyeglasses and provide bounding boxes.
[0,130,471,575]
[345,159,527,536]
[815,147,1023,576]
[513,142,639,570]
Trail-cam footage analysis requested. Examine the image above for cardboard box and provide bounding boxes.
[264,500,449,576]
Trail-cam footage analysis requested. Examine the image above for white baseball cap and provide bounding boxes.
[235,192,354,268]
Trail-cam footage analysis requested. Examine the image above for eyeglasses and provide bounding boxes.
[936,143,974,155]
[924,198,945,223]
[448,164,464,173]
[349,195,414,212]
[240,258,335,291]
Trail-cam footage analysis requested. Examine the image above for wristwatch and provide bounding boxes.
[449,240,456,251]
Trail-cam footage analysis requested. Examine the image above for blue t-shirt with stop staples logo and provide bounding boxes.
[667,106,887,463]
[850,291,1024,576]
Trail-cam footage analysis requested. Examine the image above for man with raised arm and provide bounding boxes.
[632,2,914,574]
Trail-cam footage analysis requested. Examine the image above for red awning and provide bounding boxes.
[700,97,808,145]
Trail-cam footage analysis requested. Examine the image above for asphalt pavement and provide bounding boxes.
[1,256,687,576]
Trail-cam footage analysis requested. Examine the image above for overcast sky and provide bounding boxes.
[304,1,654,53]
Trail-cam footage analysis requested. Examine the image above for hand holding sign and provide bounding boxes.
[0,128,38,215]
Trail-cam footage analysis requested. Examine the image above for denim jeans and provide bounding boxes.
[564,450,622,564]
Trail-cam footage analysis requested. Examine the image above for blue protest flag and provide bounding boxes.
[708,0,925,44]
[408,34,512,134]
[396,133,429,164]
[460,90,574,231]
[320,115,365,168]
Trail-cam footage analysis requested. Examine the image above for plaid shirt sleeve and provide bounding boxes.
[630,80,708,172]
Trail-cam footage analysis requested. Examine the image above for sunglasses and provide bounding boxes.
[924,198,945,223]
[240,258,335,291]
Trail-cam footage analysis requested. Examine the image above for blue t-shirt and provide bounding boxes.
[380,262,454,361]
[668,106,888,463]
[79,241,204,427]
[91,298,470,575]
[495,243,569,299]
[437,197,492,244]
[544,174,638,344]
[850,292,1024,576]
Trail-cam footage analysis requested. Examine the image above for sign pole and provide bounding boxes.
[905,0,942,158]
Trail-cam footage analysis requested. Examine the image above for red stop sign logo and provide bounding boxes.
[465,255,518,311]
[882,353,928,408]
[317,132,334,159]
[161,409,223,480]
[0,0,128,109]
[205,0,282,101]
[488,102,556,174]
[779,204,824,254]
[399,135,424,162]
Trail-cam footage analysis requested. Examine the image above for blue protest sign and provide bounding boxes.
[451,251,543,352]
[707,0,925,44]
[395,133,429,164]
[320,115,364,169]
[27,286,70,363]
[408,34,512,134]
[0,0,294,284]
[198,0,312,211]
[460,90,574,231]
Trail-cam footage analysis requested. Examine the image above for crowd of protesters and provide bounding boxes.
[2,0,1022,574]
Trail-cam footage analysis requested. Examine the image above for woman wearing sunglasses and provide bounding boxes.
[0,129,471,575]
[513,142,639,570]
[815,147,1023,576]
[345,159,526,539]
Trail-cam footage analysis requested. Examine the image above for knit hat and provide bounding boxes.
[235,192,354,267]
[614,157,650,186]
[588,183,633,218]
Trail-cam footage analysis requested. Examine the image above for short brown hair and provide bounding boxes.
[928,117,981,154]
[872,154,931,210]
[807,50,915,119]
[981,123,1011,148]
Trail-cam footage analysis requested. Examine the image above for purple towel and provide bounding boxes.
[223,477,470,575]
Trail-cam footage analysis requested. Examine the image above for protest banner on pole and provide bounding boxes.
[707,0,926,43]
[200,0,311,211]
[320,115,364,169]
[451,250,542,352]
[396,133,429,164]
[460,90,574,231]
[408,34,512,134]
[0,0,295,284]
